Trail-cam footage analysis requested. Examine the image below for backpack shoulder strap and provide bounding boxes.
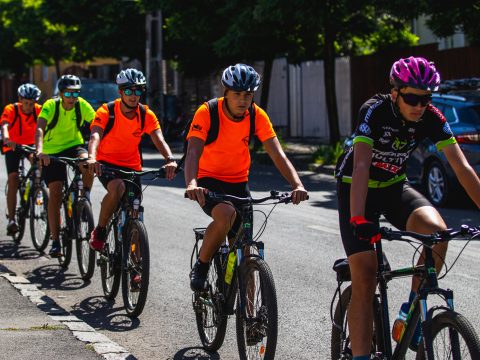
[248,102,256,144]
[11,103,19,129]
[138,103,146,131]
[44,98,61,135]
[205,98,219,145]
[75,101,82,129]
[102,101,116,138]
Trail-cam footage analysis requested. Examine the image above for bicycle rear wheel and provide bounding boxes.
[12,188,27,243]
[122,219,150,318]
[29,185,49,252]
[330,285,384,360]
[194,252,228,351]
[75,199,95,280]
[57,201,72,268]
[416,310,480,360]
[236,257,278,360]
[100,222,121,300]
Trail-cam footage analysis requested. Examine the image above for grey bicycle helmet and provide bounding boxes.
[18,83,41,101]
[116,68,147,89]
[221,64,261,92]
[57,75,82,91]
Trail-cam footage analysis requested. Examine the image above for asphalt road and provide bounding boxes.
[0,149,479,360]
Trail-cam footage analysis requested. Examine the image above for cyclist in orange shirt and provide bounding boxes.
[87,68,177,251]
[1,83,42,235]
[185,63,308,291]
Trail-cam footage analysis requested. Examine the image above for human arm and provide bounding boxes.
[150,128,177,180]
[86,125,103,175]
[443,143,480,208]
[1,121,15,149]
[350,141,372,217]
[35,117,49,166]
[262,136,308,204]
[184,137,207,206]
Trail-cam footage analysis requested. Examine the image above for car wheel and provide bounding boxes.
[425,161,449,207]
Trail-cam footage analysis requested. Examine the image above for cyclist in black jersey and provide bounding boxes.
[335,56,480,360]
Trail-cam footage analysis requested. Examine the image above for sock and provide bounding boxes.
[352,356,370,360]
[96,226,107,239]
[196,258,210,276]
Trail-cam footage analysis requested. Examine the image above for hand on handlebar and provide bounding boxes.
[291,186,308,205]
[162,160,178,181]
[185,185,208,207]
[37,153,50,167]
[350,216,380,244]
[86,157,102,176]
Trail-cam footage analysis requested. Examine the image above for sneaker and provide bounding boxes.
[49,240,62,258]
[130,273,141,292]
[6,220,18,236]
[190,260,209,292]
[89,227,106,251]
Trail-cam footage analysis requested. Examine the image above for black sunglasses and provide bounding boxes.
[123,88,144,96]
[398,92,432,107]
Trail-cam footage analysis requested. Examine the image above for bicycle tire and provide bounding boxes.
[12,188,27,243]
[194,252,228,351]
[330,285,384,360]
[122,219,150,318]
[29,185,49,252]
[57,201,72,268]
[236,257,278,360]
[75,199,95,280]
[416,310,480,360]
[100,220,121,300]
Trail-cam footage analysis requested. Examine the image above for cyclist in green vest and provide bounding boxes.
[35,75,95,257]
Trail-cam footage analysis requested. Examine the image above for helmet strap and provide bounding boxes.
[120,99,138,113]
[223,98,245,121]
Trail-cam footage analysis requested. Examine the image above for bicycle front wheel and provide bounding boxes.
[236,257,278,360]
[416,311,480,360]
[57,201,72,268]
[29,185,49,252]
[12,188,27,243]
[122,219,150,318]
[194,253,228,351]
[75,199,95,281]
[331,285,385,360]
[100,222,121,300]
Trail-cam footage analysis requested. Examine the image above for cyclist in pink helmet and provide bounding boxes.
[335,56,480,359]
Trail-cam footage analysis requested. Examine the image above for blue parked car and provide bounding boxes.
[406,90,480,206]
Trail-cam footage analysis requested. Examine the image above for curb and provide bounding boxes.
[0,271,134,360]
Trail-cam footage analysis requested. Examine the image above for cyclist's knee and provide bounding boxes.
[349,251,377,289]
[107,179,125,199]
[406,206,447,233]
[211,203,236,229]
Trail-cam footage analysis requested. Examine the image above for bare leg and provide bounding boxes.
[98,179,125,227]
[47,181,63,241]
[6,172,19,221]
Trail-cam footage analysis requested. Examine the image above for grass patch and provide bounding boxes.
[312,142,344,166]
[2,324,65,331]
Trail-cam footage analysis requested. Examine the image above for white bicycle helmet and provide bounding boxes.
[221,64,261,92]
[18,83,41,101]
[116,68,147,89]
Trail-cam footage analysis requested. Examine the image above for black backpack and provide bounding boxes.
[179,98,256,164]
[102,101,147,165]
[44,98,89,140]
[11,103,37,136]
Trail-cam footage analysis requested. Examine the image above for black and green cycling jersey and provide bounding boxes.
[38,97,95,154]
[335,93,456,187]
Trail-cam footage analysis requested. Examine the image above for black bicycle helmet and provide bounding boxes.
[221,64,261,92]
[57,75,82,91]
[116,68,147,89]
[17,83,41,101]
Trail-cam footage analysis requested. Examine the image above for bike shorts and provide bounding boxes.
[337,180,432,256]
[197,177,250,239]
[43,145,87,185]
[5,145,33,174]
[97,161,142,197]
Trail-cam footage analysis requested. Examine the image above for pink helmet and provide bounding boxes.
[389,56,441,91]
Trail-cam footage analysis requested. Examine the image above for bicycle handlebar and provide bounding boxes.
[184,190,308,205]
[100,164,175,179]
[380,225,480,244]
[15,144,36,154]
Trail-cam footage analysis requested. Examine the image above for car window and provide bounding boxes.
[456,106,480,124]
[442,105,458,124]
[81,82,118,104]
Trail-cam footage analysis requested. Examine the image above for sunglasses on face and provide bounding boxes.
[123,88,144,96]
[398,92,432,107]
[63,91,80,98]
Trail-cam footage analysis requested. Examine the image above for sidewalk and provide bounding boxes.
[0,264,131,360]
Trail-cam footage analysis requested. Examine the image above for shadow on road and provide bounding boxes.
[173,347,220,360]
[71,296,141,332]
[26,264,91,291]
[0,238,45,260]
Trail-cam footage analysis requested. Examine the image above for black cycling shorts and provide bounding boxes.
[197,177,250,239]
[43,145,87,185]
[5,146,32,174]
[337,180,432,256]
[97,161,141,197]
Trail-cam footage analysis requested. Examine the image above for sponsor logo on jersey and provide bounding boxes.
[392,137,408,150]
[359,123,371,135]
[443,122,453,135]
[372,161,401,174]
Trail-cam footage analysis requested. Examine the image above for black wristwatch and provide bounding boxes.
[165,156,175,163]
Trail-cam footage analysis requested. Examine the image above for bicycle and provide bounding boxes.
[49,156,95,280]
[189,190,301,360]
[4,145,49,250]
[96,165,170,318]
[330,224,480,360]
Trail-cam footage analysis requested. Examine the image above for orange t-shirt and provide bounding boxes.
[187,97,276,182]
[91,99,160,170]
[1,103,41,153]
